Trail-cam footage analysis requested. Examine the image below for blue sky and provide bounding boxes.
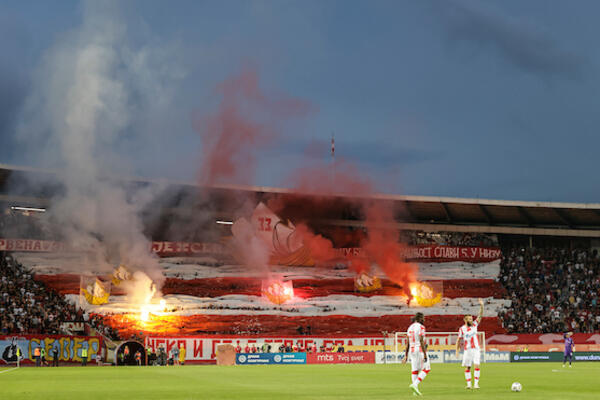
[0,0,598,202]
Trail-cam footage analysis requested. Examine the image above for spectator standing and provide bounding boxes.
[16,346,22,367]
[179,344,185,366]
[81,346,88,366]
[52,346,59,367]
[40,347,47,366]
[172,345,180,366]
[34,346,41,367]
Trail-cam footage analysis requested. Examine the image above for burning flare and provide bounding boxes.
[409,282,442,307]
[261,279,294,305]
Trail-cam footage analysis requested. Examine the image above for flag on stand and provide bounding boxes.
[80,276,110,305]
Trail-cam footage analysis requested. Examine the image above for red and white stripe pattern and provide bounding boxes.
[17,253,509,336]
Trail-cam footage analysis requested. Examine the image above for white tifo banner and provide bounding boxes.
[146,336,387,362]
[376,351,444,364]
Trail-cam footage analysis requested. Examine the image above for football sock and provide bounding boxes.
[412,371,419,384]
[417,368,430,384]
[465,369,471,385]
[474,368,480,383]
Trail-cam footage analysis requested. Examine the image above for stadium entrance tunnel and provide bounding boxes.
[116,341,145,366]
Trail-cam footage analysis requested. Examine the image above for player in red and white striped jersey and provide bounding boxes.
[455,298,484,389]
[402,312,430,396]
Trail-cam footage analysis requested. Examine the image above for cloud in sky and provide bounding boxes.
[438,0,590,81]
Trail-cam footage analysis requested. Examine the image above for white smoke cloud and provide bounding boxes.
[14,0,184,297]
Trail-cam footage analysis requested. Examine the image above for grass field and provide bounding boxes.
[1,363,599,400]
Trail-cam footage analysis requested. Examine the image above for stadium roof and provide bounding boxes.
[1,163,600,237]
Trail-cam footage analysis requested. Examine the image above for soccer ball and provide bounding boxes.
[511,382,522,392]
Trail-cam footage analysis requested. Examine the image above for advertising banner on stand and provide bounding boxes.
[437,351,509,363]
[511,352,600,362]
[235,353,306,365]
[307,352,374,364]
[375,352,405,364]
[146,336,388,363]
[375,351,444,364]
[482,352,510,363]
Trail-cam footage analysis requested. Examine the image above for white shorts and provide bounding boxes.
[409,352,431,371]
[462,348,481,367]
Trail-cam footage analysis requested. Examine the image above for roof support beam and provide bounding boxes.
[478,204,494,225]
[402,201,417,222]
[553,208,575,229]
[440,202,454,223]
[517,207,535,227]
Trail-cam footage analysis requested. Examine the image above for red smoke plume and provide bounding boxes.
[195,67,312,185]
[294,223,336,263]
[273,162,417,296]
[287,161,373,197]
[360,202,417,295]
[195,68,416,297]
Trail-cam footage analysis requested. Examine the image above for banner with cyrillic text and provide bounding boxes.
[0,334,103,365]
[0,238,501,263]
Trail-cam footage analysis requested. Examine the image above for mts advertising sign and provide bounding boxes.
[307,352,374,364]
[236,353,306,365]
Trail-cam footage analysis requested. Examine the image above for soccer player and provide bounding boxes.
[563,331,574,367]
[456,298,484,389]
[403,312,430,396]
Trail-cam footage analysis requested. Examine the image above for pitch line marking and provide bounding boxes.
[0,367,19,374]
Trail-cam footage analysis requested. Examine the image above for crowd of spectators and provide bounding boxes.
[498,247,600,334]
[87,314,121,341]
[0,251,119,339]
[403,231,498,247]
[0,252,85,334]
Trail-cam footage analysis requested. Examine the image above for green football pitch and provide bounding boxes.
[1,363,599,400]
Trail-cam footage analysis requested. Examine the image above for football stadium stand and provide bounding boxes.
[0,164,599,342]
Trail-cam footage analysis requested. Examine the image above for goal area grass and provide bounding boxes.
[1,362,599,400]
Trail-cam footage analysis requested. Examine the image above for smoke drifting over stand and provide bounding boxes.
[195,68,416,295]
[13,1,182,299]
[195,68,314,186]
